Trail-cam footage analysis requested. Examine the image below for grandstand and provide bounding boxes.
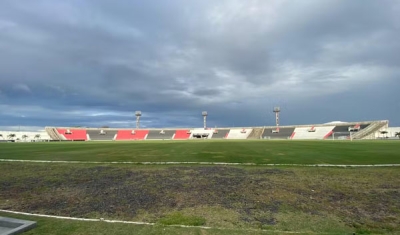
[42,120,389,141]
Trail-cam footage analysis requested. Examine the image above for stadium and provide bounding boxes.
[1,1,400,234]
[0,115,398,142]
[1,113,400,235]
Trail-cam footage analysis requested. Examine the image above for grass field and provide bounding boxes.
[1,140,399,234]
[0,140,399,164]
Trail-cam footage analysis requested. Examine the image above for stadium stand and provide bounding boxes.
[211,129,230,139]
[146,130,176,140]
[173,130,191,139]
[115,130,149,140]
[41,120,389,142]
[351,121,388,139]
[291,126,335,140]
[226,128,252,139]
[87,129,117,141]
[326,124,369,139]
[262,127,295,139]
[247,128,263,139]
[57,128,88,141]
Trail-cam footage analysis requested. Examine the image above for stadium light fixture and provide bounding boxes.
[202,111,208,130]
[273,107,280,133]
[135,111,142,129]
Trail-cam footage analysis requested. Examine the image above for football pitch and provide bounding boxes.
[0,140,399,164]
[0,140,399,234]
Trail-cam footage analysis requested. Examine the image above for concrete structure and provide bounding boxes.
[376,127,400,139]
[0,131,50,142]
[0,217,36,235]
[0,120,390,142]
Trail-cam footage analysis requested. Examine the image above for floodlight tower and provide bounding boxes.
[273,107,280,132]
[135,111,142,129]
[202,111,208,129]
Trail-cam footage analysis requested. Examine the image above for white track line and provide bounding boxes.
[0,209,334,234]
[0,159,399,167]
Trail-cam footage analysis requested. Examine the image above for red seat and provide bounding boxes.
[57,129,87,140]
[116,130,149,140]
[174,130,191,139]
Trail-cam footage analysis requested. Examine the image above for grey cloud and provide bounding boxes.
[0,0,399,128]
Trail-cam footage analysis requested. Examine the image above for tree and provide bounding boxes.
[0,134,3,139]
[34,134,41,140]
[7,133,16,140]
[380,131,388,138]
[22,134,29,141]
[395,132,400,139]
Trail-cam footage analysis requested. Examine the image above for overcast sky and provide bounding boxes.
[0,0,399,130]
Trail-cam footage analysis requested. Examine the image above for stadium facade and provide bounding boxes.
[1,120,396,142]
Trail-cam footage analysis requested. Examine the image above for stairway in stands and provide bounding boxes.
[45,127,61,140]
[351,121,388,139]
[247,128,264,139]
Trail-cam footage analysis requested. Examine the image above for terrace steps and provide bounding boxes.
[247,128,264,139]
[351,121,388,140]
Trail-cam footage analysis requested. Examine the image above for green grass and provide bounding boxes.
[158,212,206,226]
[0,140,399,234]
[0,211,284,235]
[0,140,399,164]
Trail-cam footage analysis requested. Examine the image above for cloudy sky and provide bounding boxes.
[0,0,399,130]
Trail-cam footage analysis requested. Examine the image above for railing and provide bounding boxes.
[45,127,62,141]
[351,121,388,140]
